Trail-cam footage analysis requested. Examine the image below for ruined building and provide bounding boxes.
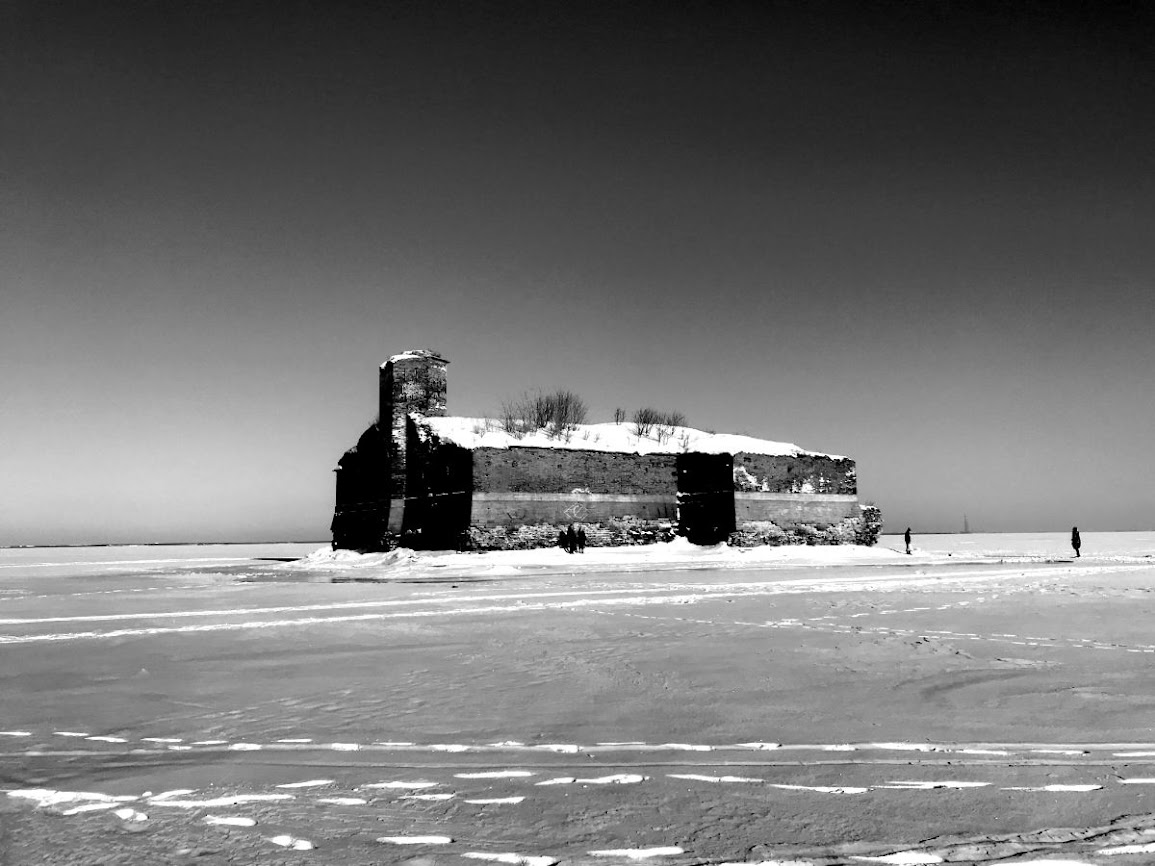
[332,350,882,551]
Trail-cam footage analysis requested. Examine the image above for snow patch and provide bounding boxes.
[150,789,197,801]
[378,835,454,844]
[362,780,438,789]
[204,815,257,827]
[8,789,138,808]
[462,854,558,866]
[455,770,534,779]
[151,794,295,808]
[1002,784,1101,792]
[877,781,989,790]
[772,784,869,794]
[268,834,314,851]
[61,802,121,815]
[589,847,685,859]
[956,748,1009,756]
[420,417,833,459]
[464,796,525,804]
[276,779,334,789]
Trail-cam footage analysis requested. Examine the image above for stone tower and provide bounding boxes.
[379,350,449,532]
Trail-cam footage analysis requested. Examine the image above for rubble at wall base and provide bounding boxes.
[730,505,884,548]
[465,517,676,551]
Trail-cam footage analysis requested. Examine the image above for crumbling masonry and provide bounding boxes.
[332,351,882,551]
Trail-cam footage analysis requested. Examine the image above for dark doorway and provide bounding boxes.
[676,453,735,544]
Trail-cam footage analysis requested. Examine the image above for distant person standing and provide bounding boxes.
[904,527,912,555]
[566,524,578,555]
[558,529,571,553]
[1072,526,1081,558]
[576,525,587,553]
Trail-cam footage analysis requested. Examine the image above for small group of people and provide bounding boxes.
[558,523,586,554]
[901,526,1084,558]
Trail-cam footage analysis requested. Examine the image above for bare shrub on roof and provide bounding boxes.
[499,389,589,438]
[632,407,687,441]
[499,399,525,437]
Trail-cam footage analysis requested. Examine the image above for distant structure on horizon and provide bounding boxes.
[331,350,882,551]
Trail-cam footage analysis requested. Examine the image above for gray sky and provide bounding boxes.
[3,1,1154,544]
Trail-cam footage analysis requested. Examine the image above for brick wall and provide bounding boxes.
[734,492,860,528]
[472,447,679,495]
[342,420,872,551]
[732,453,857,495]
[471,493,676,527]
[380,354,448,528]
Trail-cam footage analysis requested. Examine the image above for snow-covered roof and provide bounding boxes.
[381,349,447,367]
[417,417,842,459]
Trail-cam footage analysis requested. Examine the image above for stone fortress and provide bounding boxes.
[332,350,882,551]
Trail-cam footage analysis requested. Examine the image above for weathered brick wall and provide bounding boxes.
[734,493,860,528]
[472,447,678,495]
[380,354,448,529]
[359,423,873,551]
[467,516,675,550]
[730,503,883,547]
[333,352,878,551]
[471,493,676,527]
[732,453,857,495]
[460,446,679,549]
[401,419,472,547]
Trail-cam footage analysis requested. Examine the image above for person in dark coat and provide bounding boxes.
[1071,526,1081,558]
[558,529,571,553]
[904,527,912,555]
[576,525,587,553]
[566,524,578,554]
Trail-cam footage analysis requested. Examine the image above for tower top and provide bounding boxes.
[382,349,448,368]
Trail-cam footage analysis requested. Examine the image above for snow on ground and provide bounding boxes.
[287,538,920,581]
[891,531,1155,562]
[283,532,1155,582]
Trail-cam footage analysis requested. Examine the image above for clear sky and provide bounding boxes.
[3,1,1154,545]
